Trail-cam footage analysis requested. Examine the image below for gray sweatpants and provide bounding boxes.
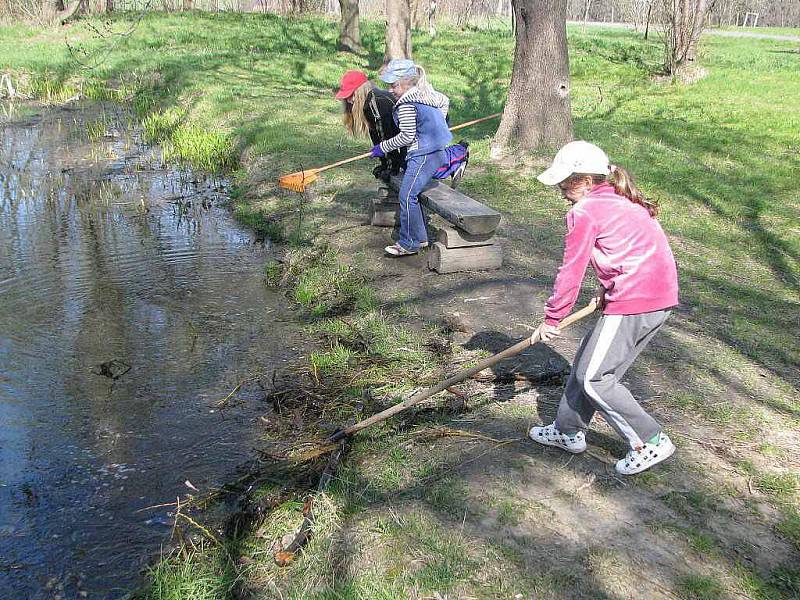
[555,310,670,449]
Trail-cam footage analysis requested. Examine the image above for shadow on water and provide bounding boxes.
[0,103,301,599]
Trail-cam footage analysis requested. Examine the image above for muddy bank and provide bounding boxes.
[0,103,306,599]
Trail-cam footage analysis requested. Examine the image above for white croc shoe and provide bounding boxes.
[529,423,587,454]
[615,432,676,475]
[384,243,418,256]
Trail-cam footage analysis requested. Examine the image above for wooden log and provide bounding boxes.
[435,224,495,248]
[369,199,399,227]
[427,241,502,273]
[376,185,397,201]
[389,175,501,236]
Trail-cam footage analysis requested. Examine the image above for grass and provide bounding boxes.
[3,11,799,600]
[776,509,800,551]
[135,547,234,600]
[677,574,725,600]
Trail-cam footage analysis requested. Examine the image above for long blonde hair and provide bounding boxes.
[342,81,372,139]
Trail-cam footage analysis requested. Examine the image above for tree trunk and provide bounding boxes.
[491,0,573,156]
[685,0,708,61]
[337,0,361,52]
[106,0,114,12]
[664,0,708,74]
[57,0,83,23]
[582,0,593,29]
[385,0,412,60]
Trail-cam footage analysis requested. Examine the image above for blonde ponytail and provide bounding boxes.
[415,65,433,93]
[609,166,659,217]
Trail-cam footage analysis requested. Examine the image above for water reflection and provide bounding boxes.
[0,103,295,598]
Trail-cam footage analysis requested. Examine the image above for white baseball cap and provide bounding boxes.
[536,141,610,186]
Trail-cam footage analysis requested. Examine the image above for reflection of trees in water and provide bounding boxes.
[0,108,228,459]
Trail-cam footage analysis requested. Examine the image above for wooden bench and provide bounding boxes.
[368,176,503,274]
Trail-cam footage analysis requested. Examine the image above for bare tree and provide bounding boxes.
[385,0,412,59]
[491,0,573,156]
[338,0,361,51]
[428,0,437,36]
[664,0,709,75]
[582,0,593,29]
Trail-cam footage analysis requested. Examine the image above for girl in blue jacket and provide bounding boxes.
[371,59,452,256]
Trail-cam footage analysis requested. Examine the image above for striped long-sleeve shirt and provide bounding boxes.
[379,87,450,154]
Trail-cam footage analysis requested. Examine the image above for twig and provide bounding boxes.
[412,426,520,445]
[575,473,596,493]
[415,438,520,489]
[216,382,243,407]
[135,500,181,513]
[446,386,468,399]
[274,440,347,566]
[171,495,181,541]
[585,449,616,465]
[176,511,221,544]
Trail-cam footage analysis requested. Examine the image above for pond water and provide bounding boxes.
[0,103,297,598]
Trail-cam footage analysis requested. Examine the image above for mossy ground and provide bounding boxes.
[2,12,798,599]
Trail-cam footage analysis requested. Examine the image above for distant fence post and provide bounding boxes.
[742,11,759,27]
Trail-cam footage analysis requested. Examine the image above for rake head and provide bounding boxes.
[278,169,319,193]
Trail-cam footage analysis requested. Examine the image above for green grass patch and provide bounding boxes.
[236,203,285,241]
[677,573,725,600]
[661,489,720,519]
[776,508,800,551]
[650,521,720,555]
[135,547,233,600]
[769,565,800,598]
[754,473,799,500]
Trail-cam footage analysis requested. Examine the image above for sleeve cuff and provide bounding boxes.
[544,317,561,327]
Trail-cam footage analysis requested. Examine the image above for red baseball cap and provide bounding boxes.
[335,70,368,100]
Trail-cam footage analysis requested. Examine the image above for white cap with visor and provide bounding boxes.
[537,141,610,186]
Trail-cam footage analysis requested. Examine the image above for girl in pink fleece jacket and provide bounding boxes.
[529,141,679,475]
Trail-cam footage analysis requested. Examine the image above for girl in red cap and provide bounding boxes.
[336,70,406,181]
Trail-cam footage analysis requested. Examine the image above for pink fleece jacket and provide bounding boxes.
[544,182,679,326]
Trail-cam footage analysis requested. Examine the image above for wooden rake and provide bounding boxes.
[294,299,599,462]
[278,112,503,193]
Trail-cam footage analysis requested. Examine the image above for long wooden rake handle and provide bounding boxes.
[314,151,374,175]
[307,112,503,176]
[329,298,598,442]
[448,112,502,132]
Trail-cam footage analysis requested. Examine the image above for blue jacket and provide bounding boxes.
[400,102,452,158]
[381,86,452,158]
